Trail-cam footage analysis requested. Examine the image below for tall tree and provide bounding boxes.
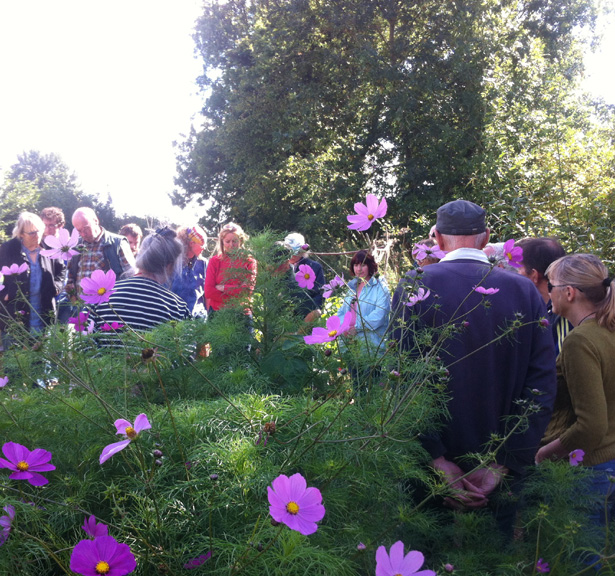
[175,0,603,246]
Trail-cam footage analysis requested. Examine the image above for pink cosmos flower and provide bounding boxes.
[0,505,15,546]
[357,542,366,551]
[1,263,29,275]
[569,449,585,467]
[0,441,55,486]
[412,243,446,261]
[405,288,430,307]
[70,535,136,576]
[0,376,8,388]
[375,541,436,576]
[295,264,316,290]
[100,414,151,465]
[267,472,325,535]
[101,322,124,331]
[40,228,80,262]
[303,310,356,345]
[322,275,344,298]
[347,194,387,231]
[82,515,109,538]
[473,286,500,295]
[536,558,550,573]
[80,269,116,305]
[69,312,94,334]
[502,239,523,268]
[183,551,212,569]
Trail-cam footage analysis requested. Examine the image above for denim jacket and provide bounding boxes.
[336,276,390,354]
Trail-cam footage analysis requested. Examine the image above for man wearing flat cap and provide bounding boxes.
[391,199,556,536]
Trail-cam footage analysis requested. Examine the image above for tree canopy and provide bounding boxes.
[174,0,613,256]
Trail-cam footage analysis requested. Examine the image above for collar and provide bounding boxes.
[440,247,490,264]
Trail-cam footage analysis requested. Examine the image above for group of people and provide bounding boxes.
[1,199,614,548]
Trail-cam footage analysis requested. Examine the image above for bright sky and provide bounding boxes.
[0,1,613,224]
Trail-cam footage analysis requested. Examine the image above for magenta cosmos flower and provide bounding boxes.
[295,264,316,290]
[40,227,80,262]
[1,262,29,275]
[69,312,95,334]
[0,505,15,546]
[536,558,550,573]
[473,286,500,295]
[376,541,436,576]
[303,310,355,345]
[0,376,8,388]
[100,414,151,465]
[70,535,136,576]
[183,551,212,570]
[80,269,116,305]
[322,274,344,298]
[347,194,387,231]
[82,515,109,538]
[101,322,124,331]
[502,239,523,268]
[412,243,446,261]
[0,442,55,486]
[267,472,325,535]
[569,449,585,466]
[405,287,430,307]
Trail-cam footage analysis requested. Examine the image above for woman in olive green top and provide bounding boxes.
[535,254,615,528]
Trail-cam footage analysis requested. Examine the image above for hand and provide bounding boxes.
[463,465,508,499]
[535,438,567,464]
[215,284,225,292]
[432,457,487,510]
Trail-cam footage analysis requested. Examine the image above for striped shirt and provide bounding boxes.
[91,276,190,331]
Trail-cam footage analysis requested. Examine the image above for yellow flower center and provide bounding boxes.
[327,330,338,338]
[17,460,29,471]
[286,501,300,515]
[367,214,374,221]
[125,426,137,440]
[97,287,107,295]
[95,561,111,574]
[304,273,310,279]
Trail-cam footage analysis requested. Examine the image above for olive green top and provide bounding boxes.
[542,319,615,466]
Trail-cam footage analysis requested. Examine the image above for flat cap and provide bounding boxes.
[436,200,486,235]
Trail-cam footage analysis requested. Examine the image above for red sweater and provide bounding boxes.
[204,254,257,312]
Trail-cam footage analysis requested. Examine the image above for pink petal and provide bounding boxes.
[289,515,318,535]
[376,545,394,576]
[133,413,151,433]
[353,201,370,216]
[365,194,380,213]
[114,419,132,435]
[99,440,131,464]
[389,540,406,570]
[25,472,50,486]
[2,442,28,464]
[271,474,292,502]
[267,486,288,510]
[26,448,53,468]
[400,549,426,573]
[375,196,387,218]
[288,472,308,499]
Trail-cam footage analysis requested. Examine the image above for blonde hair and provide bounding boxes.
[546,254,615,331]
[216,222,249,256]
[13,212,44,238]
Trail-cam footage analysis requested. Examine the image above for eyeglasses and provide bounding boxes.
[547,281,583,293]
[23,230,40,236]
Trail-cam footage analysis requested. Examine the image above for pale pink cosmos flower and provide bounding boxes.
[82,515,108,538]
[322,275,344,298]
[405,288,430,307]
[40,228,80,262]
[267,472,325,535]
[304,310,356,345]
[502,239,523,268]
[295,264,316,290]
[69,312,94,334]
[569,449,585,467]
[376,541,436,576]
[0,376,8,388]
[473,286,500,295]
[1,263,29,276]
[412,243,446,261]
[347,194,387,231]
[80,269,116,305]
[100,414,151,465]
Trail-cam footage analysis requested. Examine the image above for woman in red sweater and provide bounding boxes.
[204,222,257,314]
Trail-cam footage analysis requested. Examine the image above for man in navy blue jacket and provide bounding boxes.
[391,200,556,532]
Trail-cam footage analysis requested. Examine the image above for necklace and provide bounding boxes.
[577,312,596,326]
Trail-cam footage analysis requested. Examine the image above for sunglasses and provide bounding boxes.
[547,281,583,293]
